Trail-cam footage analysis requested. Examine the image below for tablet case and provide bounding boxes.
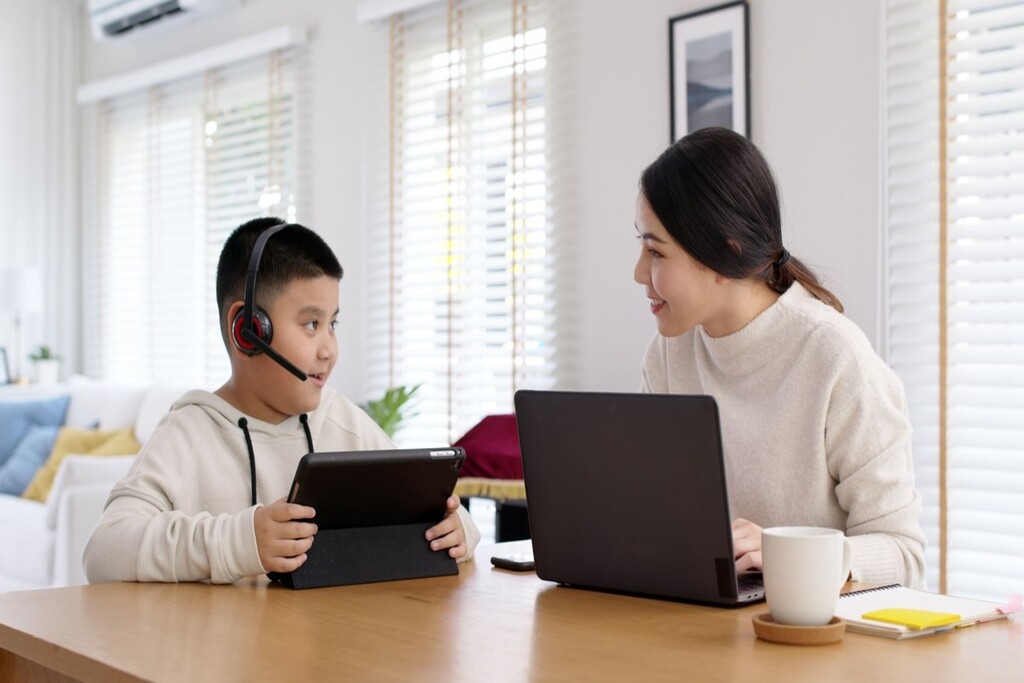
[267,447,466,589]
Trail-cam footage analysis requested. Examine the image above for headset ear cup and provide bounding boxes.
[253,308,273,346]
[232,307,273,356]
[232,311,255,355]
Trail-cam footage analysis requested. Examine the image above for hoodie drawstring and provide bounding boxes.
[299,414,314,454]
[238,418,257,506]
[238,414,314,506]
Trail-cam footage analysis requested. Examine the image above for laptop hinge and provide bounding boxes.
[715,557,733,599]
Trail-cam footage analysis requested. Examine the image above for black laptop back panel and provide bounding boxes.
[514,390,758,606]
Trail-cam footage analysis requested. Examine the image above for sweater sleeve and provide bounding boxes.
[456,505,481,563]
[825,372,927,589]
[83,419,264,585]
[84,493,264,585]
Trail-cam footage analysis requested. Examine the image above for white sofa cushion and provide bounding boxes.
[0,494,52,589]
[45,455,136,530]
[65,376,148,430]
[0,382,195,592]
[135,386,191,445]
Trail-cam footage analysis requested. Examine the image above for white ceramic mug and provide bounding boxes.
[761,526,852,626]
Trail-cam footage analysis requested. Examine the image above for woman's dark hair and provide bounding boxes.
[639,127,843,312]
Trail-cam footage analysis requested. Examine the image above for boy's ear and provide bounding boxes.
[226,301,246,355]
[227,300,245,322]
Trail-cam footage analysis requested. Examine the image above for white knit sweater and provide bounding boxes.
[84,386,479,584]
[641,282,926,588]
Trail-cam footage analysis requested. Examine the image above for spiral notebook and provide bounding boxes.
[835,585,1010,639]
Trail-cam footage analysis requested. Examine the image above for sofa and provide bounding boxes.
[0,379,190,592]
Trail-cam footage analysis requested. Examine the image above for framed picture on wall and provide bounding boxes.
[0,347,9,384]
[669,0,749,142]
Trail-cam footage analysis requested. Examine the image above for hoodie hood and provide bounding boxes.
[170,385,337,444]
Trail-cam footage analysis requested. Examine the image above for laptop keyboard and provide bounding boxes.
[737,572,764,594]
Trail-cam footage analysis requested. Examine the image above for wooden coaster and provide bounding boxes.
[751,613,845,645]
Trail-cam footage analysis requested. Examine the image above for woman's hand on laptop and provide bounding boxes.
[732,518,763,572]
[254,498,318,573]
[425,495,468,559]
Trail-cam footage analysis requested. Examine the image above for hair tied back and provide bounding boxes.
[776,248,791,269]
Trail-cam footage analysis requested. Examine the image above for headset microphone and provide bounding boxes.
[240,325,308,381]
[231,223,309,382]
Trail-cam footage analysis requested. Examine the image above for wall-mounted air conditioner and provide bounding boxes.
[87,0,238,42]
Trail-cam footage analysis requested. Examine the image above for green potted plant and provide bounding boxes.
[29,345,61,386]
[360,385,421,439]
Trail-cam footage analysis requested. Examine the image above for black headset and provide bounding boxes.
[230,223,308,381]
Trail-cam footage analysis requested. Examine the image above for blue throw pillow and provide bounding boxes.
[0,424,60,495]
[0,395,70,467]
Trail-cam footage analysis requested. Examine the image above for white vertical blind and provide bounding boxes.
[944,0,1024,600]
[364,0,565,446]
[884,0,943,593]
[82,48,307,386]
[884,0,1024,600]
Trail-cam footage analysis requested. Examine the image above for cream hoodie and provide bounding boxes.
[641,282,926,588]
[84,386,479,584]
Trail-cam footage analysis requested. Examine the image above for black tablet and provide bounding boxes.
[285,447,466,529]
[269,447,467,588]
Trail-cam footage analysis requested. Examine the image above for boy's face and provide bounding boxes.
[248,274,340,421]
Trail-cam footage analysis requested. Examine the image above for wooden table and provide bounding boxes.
[1,541,1020,682]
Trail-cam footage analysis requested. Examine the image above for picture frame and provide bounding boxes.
[0,347,9,384]
[669,1,750,142]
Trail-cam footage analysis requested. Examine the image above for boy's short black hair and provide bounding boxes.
[216,217,344,332]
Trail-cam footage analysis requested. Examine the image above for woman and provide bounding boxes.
[634,127,925,588]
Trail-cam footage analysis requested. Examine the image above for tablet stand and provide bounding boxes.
[268,522,458,589]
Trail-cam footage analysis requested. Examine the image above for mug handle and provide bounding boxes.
[838,537,853,590]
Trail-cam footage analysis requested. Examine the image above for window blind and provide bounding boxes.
[364,0,565,446]
[82,48,307,386]
[883,0,943,593]
[944,0,1024,600]
[884,0,1024,600]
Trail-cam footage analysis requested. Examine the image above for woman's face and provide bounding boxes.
[633,192,722,338]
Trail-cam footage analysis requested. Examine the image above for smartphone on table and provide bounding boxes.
[490,552,535,572]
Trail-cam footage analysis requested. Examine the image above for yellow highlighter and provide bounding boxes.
[862,608,961,630]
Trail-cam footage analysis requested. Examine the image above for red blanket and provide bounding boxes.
[453,414,522,479]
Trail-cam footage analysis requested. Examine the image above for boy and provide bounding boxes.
[85,218,479,584]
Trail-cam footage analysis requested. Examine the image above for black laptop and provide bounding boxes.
[514,390,764,606]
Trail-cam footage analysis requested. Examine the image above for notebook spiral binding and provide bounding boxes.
[839,583,901,598]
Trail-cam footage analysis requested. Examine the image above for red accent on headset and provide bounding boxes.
[234,314,262,351]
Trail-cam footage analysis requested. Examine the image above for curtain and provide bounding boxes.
[0,0,81,376]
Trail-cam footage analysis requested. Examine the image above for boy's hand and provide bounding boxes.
[732,517,763,572]
[254,497,317,573]
[425,494,467,559]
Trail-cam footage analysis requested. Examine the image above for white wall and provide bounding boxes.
[81,0,882,398]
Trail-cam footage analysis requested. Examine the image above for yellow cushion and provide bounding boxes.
[22,427,141,502]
